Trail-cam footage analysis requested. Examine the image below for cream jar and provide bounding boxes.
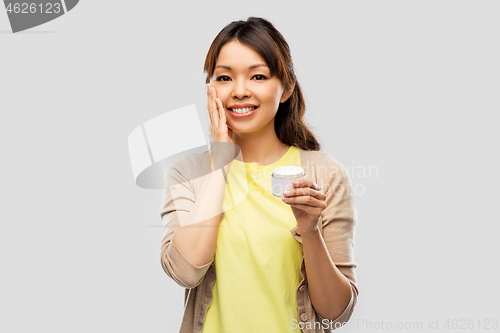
[271,166,306,198]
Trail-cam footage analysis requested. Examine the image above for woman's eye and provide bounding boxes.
[253,74,267,80]
[216,75,231,82]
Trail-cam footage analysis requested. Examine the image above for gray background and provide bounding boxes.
[1,1,499,332]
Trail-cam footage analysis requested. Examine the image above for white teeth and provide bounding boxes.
[231,107,256,114]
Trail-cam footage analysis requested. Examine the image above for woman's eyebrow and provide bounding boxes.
[215,64,268,70]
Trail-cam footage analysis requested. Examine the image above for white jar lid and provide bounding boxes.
[272,166,305,179]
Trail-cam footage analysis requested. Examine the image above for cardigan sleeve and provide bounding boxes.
[314,155,359,329]
[159,158,214,289]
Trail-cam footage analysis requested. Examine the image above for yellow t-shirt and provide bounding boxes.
[202,146,304,333]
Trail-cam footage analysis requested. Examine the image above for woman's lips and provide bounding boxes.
[229,107,258,118]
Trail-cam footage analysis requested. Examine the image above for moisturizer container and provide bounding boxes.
[271,166,306,198]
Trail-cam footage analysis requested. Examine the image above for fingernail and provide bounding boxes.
[293,180,298,186]
[283,191,290,196]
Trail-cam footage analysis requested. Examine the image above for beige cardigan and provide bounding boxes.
[159,147,359,333]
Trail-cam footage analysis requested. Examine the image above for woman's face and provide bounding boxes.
[210,40,291,135]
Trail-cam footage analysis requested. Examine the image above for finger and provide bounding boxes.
[207,84,215,123]
[286,202,323,216]
[283,193,327,208]
[284,187,326,201]
[216,98,226,129]
[206,84,213,125]
[212,85,218,99]
[211,87,220,126]
[217,98,226,118]
[208,86,219,129]
[293,178,321,191]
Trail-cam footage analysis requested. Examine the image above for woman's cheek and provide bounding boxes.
[262,86,280,102]
[213,84,230,97]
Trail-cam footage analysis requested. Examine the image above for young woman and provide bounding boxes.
[160,17,358,333]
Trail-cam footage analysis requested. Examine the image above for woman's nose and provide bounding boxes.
[231,80,250,99]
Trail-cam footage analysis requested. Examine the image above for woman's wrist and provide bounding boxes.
[299,225,321,238]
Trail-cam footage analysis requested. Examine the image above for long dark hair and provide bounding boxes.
[203,17,321,151]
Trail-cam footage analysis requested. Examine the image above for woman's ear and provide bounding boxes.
[280,81,296,103]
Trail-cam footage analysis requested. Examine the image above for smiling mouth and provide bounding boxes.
[228,106,258,114]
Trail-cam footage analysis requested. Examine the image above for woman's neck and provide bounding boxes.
[233,131,290,166]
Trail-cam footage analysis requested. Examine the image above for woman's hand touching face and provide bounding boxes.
[207,83,234,144]
[207,83,238,172]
